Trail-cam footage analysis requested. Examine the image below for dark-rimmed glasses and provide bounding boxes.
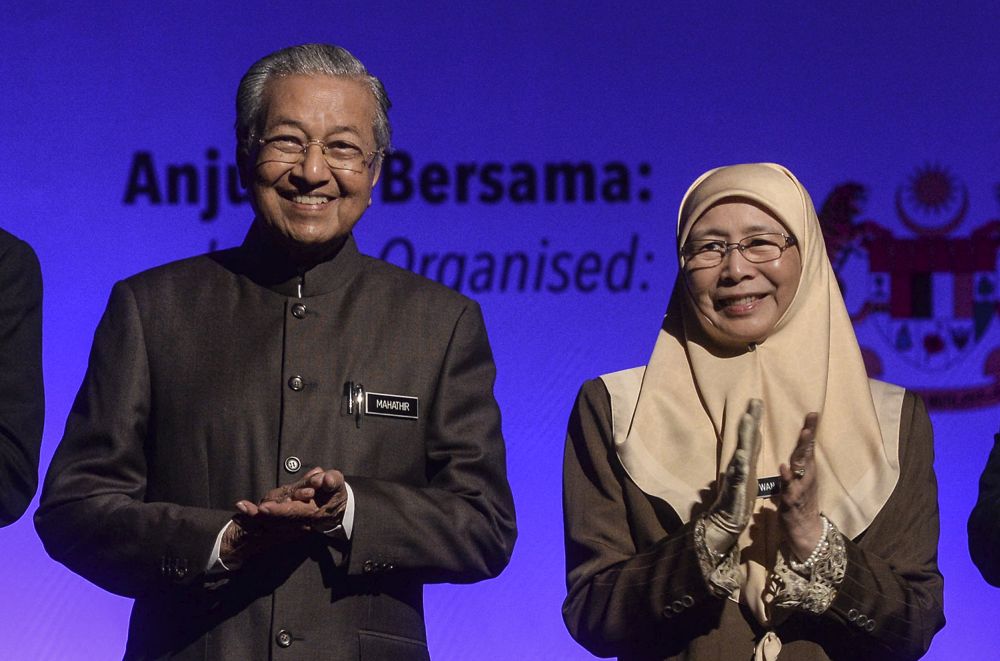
[681,233,797,268]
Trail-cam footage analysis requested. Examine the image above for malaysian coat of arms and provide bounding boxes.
[820,165,1000,409]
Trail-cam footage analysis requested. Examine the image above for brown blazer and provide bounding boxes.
[0,228,43,526]
[35,231,516,660]
[563,378,943,660]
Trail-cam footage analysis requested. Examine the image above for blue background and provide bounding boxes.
[3,2,999,658]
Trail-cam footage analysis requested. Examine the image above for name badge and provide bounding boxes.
[365,392,419,420]
[757,476,781,499]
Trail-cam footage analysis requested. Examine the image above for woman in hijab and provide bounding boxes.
[562,163,944,660]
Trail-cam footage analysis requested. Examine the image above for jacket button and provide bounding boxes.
[847,608,859,622]
[284,456,301,473]
[681,595,694,607]
[288,376,304,391]
[275,629,293,648]
[363,560,374,574]
[291,303,307,319]
[865,620,876,632]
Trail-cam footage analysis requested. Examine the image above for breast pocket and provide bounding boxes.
[358,630,430,661]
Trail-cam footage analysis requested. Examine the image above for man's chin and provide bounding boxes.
[284,231,350,263]
[255,221,347,262]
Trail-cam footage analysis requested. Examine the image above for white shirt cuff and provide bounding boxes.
[321,481,355,539]
[206,520,233,573]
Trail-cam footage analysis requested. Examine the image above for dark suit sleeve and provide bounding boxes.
[821,392,945,660]
[969,431,1000,586]
[0,235,44,526]
[344,302,516,583]
[34,281,233,597]
[562,379,723,658]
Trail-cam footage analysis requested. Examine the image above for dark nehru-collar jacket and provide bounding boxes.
[0,228,43,526]
[35,229,516,660]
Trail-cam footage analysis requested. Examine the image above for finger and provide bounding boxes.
[290,487,316,501]
[789,412,819,468]
[304,466,325,479]
[778,462,805,490]
[258,500,316,518]
[741,399,764,479]
[307,470,330,489]
[235,500,260,516]
[266,484,297,504]
[736,399,763,453]
[319,469,345,492]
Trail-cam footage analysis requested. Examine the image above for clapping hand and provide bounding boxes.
[703,399,763,557]
[221,467,349,566]
[778,413,823,561]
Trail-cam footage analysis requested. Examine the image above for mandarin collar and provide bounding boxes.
[234,222,364,298]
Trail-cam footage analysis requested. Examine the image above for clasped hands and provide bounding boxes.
[703,400,824,564]
[220,467,348,566]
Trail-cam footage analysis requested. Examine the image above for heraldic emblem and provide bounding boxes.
[820,164,1000,409]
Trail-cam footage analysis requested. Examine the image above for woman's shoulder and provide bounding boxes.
[569,367,647,445]
[867,378,928,425]
[596,365,645,399]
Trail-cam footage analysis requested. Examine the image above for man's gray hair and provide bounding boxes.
[236,44,391,161]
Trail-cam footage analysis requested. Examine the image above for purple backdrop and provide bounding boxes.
[2,2,999,658]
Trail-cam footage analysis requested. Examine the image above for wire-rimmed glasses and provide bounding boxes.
[681,233,797,268]
[255,136,381,174]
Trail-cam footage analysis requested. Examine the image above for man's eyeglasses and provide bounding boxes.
[255,136,381,174]
[681,233,797,268]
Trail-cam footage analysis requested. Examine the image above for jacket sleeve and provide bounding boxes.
[34,281,233,597]
[562,379,725,658]
[819,392,945,660]
[0,236,44,526]
[344,301,517,583]
[969,431,1000,586]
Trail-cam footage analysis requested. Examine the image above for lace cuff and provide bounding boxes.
[694,515,742,597]
[772,515,847,614]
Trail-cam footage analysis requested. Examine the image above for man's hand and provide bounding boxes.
[703,399,763,557]
[239,467,349,532]
[220,467,349,567]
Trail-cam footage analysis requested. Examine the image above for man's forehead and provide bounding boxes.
[259,74,376,131]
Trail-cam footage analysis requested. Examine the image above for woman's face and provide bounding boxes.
[682,201,801,347]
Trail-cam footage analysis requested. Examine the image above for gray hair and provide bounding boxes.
[235,43,391,162]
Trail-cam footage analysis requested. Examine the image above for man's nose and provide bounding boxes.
[294,144,331,185]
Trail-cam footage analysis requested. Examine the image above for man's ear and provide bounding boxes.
[370,157,383,189]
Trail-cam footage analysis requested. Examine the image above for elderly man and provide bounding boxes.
[36,44,516,660]
[0,228,43,527]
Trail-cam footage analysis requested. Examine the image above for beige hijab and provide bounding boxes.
[614,163,902,623]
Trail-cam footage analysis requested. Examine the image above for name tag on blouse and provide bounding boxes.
[757,476,781,498]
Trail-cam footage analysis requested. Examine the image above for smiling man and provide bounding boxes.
[35,44,516,661]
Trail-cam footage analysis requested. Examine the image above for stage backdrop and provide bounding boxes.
[3,2,999,658]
